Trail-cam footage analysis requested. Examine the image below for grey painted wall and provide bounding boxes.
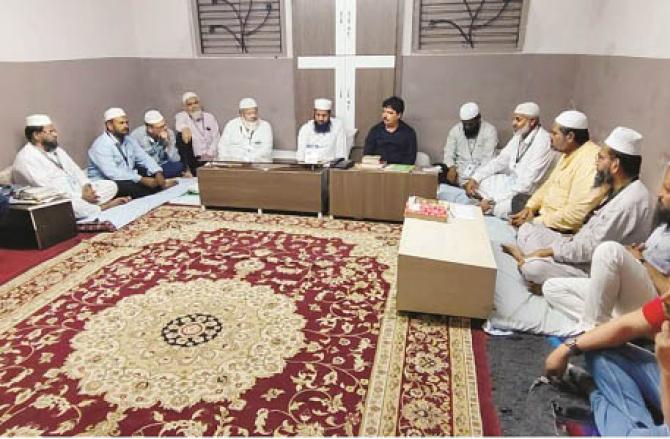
[0,58,144,170]
[573,55,670,190]
[399,54,579,161]
[0,57,296,171]
[1,54,668,193]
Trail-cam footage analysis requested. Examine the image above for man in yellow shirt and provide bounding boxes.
[510,110,605,233]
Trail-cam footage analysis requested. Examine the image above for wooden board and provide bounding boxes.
[198,165,326,213]
[329,168,437,221]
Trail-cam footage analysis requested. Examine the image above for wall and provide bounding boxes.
[1,0,669,189]
[400,54,578,159]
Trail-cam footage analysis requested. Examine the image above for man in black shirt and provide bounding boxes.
[363,96,417,165]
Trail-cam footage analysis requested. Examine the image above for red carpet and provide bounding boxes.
[0,206,499,436]
[0,235,84,285]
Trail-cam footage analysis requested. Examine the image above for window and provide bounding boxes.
[414,0,525,51]
[194,0,283,55]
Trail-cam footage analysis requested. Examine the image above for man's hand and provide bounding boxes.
[464,179,479,197]
[509,207,535,227]
[501,243,526,265]
[446,166,459,185]
[528,248,554,259]
[81,184,99,204]
[545,344,571,378]
[181,128,192,144]
[154,172,166,188]
[101,196,131,210]
[139,177,158,188]
[479,199,494,214]
[656,321,670,375]
[626,243,646,261]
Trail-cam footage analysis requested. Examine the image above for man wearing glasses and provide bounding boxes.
[130,110,188,178]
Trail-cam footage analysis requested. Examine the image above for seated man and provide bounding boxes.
[175,92,220,174]
[13,114,129,219]
[510,110,604,233]
[502,126,652,285]
[545,292,670,436]
[296,98,347,163]
[363,96,417,165]
[130,110,187,179]
[440,102,556,219]
[441,102,498,187]
[543,162,670,330]
[218,98,273,162]
[88,108,174,199]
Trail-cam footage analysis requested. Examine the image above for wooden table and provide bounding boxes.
[396,206,497,319]
[0,199,76,249]
[329,168,438,222]
[198,163,327,214]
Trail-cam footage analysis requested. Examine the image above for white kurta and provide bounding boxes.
[218,118,273,162]
[514,180,654,284]
[12,143,117,219]
[472,126,556,218]
[296,118,347,163]
[443,120,498,185]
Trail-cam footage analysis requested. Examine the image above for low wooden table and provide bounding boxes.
[0,199,77,249]
[329,168,438,222]
[198,163,327,215]
[396,205,497,319]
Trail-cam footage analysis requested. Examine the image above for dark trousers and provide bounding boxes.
[176,132,205,176]
[161,160,186,178]
[114,180,161,199]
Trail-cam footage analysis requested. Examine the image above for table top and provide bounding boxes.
[398,205,496,269]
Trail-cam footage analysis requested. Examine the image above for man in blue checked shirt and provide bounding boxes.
[88,107,175,198]
[130,110,188,179]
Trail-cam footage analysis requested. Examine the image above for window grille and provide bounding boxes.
[415,0,524,51]
[195,0,282,55]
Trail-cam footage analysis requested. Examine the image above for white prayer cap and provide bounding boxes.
[144,110,164,125]
[182,91,198,104]
[25,114,52,127]
[459,102,479,121]
[514,102,540,118]
[314,98,332,111]
[555,110,588,130]
[605,126,643,156]
[239,97,258,110]
[104,107,126,121]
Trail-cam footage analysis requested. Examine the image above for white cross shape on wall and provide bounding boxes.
[296,0,395,133]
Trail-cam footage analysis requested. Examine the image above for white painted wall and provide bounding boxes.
[0,0,138,61]
[523,0,670,59]
[2,0,670,61]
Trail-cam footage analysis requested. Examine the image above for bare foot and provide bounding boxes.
[165,179,178,188]
[501,243,525,264]
[101,196,131,210]
[528,282,543,296]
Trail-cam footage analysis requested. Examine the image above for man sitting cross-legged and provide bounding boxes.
[13,114,129,219]
[501,126,653,286]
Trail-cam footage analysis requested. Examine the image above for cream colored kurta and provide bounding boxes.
[526,140,603,233]
[296,118,347,163]
[12,143,117,219]
[218,118,273,162]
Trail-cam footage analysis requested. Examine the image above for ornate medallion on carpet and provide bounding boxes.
[0,206,486,436]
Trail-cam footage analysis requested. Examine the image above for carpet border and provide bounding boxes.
[472,327,502,436]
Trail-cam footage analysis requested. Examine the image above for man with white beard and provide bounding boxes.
[218,98,273,162]
[175,92,220,175]
[296,98,347,163]
[439,102,556,219]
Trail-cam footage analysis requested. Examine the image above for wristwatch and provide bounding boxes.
[564,338,582,356]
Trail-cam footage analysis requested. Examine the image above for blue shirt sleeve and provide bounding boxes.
[88,135,142,182]
[129,138,162,176]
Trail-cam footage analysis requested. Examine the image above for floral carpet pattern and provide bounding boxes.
[0,206,485,436]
